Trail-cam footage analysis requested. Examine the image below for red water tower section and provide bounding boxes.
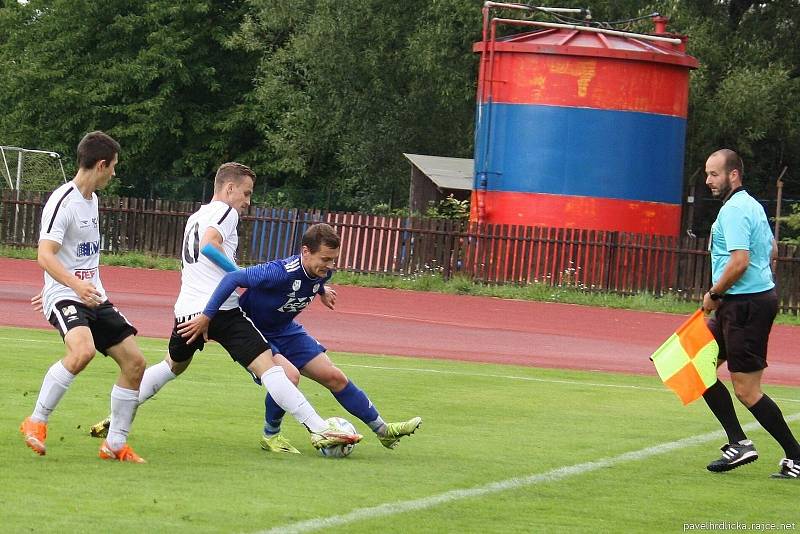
[472,28,698,236]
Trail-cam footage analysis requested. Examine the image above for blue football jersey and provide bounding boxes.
[203,255,331,335]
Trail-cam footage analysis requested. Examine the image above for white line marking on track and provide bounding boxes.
[255,413,800,534]
[338,310,544,334]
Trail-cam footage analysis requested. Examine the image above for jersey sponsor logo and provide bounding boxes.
[292,280,302,291]
[73,268,97,280]
[76,240,100,257]
[278,296,313,313]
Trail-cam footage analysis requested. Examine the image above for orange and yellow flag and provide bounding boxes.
[650,309,719,405]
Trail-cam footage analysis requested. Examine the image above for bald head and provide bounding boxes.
[708,149,744,177]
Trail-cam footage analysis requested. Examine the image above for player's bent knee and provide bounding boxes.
[63,350,95,374]
[323,367,348,392]
[731,382,761,407]
[64,343,97,371]
[285,366,301,385]
[246,351,274,377]
[127,354,147,378]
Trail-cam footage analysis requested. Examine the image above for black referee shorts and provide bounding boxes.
[48,299,138,355]
[169,307,271,368]
[707,289,778,373]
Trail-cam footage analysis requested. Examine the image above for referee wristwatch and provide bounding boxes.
[708,290,723,301]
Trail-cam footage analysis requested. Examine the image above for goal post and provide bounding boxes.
[0,145,67,192]
[0,146,67,244]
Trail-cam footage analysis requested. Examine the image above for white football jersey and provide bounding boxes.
[39,181,107,317]
[173,200,240,317]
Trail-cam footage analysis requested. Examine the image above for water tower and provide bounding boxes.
[472,4,698,236]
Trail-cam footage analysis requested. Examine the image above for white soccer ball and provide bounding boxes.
[319,416,357,458]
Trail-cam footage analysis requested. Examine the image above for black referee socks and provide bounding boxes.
[703,380,747,444]
[748,394,800,460]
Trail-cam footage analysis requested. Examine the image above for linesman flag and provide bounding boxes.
[650,310,719,405]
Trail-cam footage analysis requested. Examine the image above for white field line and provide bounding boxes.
[256,413,800,534]
[339,363,800,403]
[3,336,799,403]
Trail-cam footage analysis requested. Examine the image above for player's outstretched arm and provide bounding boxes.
[178,268,252,343]
[200,269,251,320]
[200,243,239,273]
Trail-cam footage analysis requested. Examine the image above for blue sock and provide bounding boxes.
[333,381,383,432]
[264,393,285,436]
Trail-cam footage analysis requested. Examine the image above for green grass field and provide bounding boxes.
[3,326,799,533]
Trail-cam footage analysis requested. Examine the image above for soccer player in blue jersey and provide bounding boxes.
[178,223,421,454]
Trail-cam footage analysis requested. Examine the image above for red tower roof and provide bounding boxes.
[474,28,698,69]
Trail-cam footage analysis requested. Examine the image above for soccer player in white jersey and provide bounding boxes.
[90,163,361,450]
[20,131,147,463]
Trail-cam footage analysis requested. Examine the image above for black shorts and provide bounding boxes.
[48,300,138,355]
[707,289,778,373]
[169,307,270,367]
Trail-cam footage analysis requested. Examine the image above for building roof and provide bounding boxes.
[403,153,473,191]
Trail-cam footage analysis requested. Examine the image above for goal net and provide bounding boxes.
[0,145,67,192]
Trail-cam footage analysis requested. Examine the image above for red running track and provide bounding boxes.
[1,258,797,386]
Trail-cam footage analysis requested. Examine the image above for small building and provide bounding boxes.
[404,153,472,215]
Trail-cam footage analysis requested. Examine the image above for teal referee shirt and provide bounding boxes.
[709,188,775,295]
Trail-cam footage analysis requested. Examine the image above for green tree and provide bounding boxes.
[233,0,479,211]
[0,0,259,198]
[780,202,800,244]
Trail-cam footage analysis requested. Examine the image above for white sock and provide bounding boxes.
[107,385,139,450]
[31,360,75,423]
[138,360,177,404]
[260,366,327,433]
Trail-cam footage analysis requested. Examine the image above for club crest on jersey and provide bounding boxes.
[313,283,320,293]
[292,280,301,291]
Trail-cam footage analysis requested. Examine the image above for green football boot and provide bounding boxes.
[378,416,422,449]
[260,433,301,454]
[90,416,111,438]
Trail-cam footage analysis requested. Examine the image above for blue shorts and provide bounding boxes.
[267,322,327,369]
[246,322,327,384]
